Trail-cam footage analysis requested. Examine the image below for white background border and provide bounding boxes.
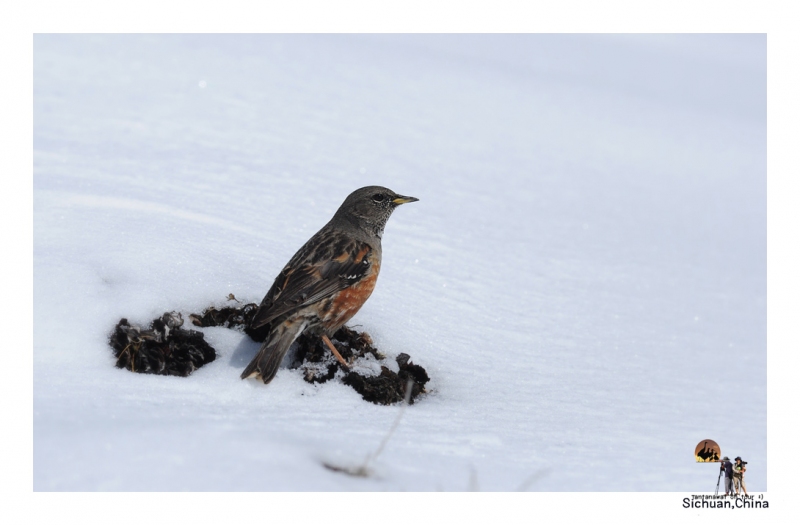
[4,1,795,523]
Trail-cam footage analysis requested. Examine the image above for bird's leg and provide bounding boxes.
[321,334,350,369]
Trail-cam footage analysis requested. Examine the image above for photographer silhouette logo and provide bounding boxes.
[695,439,721,462]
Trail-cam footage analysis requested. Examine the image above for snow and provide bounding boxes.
[33,34,765,491]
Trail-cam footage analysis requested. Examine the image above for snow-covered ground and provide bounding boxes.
[33,34,765,491]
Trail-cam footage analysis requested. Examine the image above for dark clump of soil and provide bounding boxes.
[111,298,431,404]
[189,301,270,342]
[292,326,430,405]
[342,353,430,405]
[188,303,259,329]
[109,312,216,376]
[292,326,383,368]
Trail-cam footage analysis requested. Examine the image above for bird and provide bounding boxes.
[241,186,418,384]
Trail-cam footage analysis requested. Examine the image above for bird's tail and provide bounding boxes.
[240,318,307,383]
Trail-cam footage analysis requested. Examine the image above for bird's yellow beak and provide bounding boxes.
[392,195,419,205]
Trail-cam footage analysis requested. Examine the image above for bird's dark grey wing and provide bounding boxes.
[249,233,373,330]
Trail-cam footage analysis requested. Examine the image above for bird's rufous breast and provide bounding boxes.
[326,253,381,330]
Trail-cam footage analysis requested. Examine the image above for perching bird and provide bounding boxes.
[241,186,418,383]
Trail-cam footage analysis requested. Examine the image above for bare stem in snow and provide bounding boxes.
[324,378,414,477]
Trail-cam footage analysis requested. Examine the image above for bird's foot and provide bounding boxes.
[321,334,350,370]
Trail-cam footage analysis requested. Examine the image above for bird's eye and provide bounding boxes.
[372,194,385,202]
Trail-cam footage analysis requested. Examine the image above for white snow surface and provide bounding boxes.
[33,34,766,491]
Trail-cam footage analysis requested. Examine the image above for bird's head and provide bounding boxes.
[334,186,418,237]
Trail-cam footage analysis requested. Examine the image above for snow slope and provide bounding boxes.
[33,34,766,491]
